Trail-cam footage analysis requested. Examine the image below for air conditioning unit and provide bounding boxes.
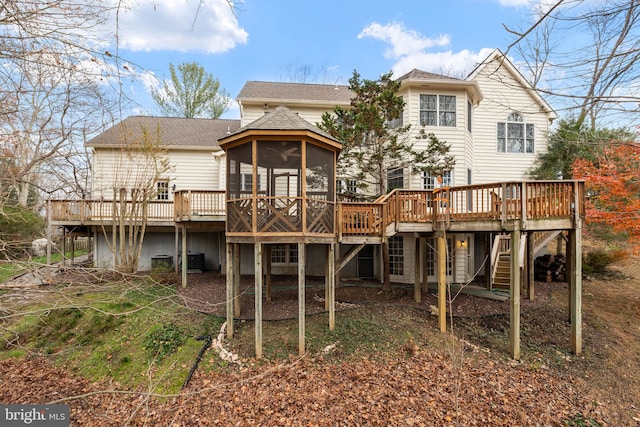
[187,252,205,272]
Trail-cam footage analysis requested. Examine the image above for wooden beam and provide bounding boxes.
[181,226,187,288]
[174,227,179,274]
[526,232,535,300]
[255,242,263,359]
[328,243,335,330]
[414,236,421,303]
[485,233,492,290]
[226,242,234,339]
[298,243,306,355]
[335,243,366,273]
[570,228,583,354]
[437,233,447,332]
[420,237,428,292]
[510,224,521,360]
[234,243,241,317]
[265,245,272,302]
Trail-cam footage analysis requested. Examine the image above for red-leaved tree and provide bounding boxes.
[572,142,640,252]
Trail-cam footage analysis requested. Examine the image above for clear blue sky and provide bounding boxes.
[111,0,548,119]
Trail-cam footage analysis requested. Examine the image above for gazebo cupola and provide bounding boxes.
[219,106,342,243]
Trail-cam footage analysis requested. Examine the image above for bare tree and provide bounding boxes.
[505,0,640,129]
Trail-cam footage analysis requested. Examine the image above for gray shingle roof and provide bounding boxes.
[237,81,353,104]
[222,106,338,143]
[396,69,462,82]
[86,116,241,148]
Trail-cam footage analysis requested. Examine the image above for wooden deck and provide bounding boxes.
[49,181,584,237]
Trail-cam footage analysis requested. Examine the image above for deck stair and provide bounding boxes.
[491,230,565,289]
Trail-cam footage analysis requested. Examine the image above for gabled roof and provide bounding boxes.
[395,68,483,105]
[219,106,341,150]
[396,69,462,82]
[86,116,241,149]
[237,81,353,106]
[467,48,557,118]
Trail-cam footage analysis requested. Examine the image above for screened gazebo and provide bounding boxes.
[218,106,342,358]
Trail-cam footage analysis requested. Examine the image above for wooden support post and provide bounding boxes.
[566,233,573,323]
[328,243,335,330]
[414,236,421,303]
[254,243,263,359]
[569,228,583,354]
[526,232,535,300]
[71,236,75,264]
[226,243,234,339]
[382,240,390,291]
[265,245,272,302]
[61,228,67,268]
[324,246,330,311]
[420,237,428,292]
[234,244,241,317]
[174,227,179,274]
[298,243,306,355]
[437,232,447,333]
[46,200,52,282]
[181,227,187,288]
[510,224,521,360]
[485,233,492,290]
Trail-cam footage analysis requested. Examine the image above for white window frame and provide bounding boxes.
[420,94,456,127]
[156,180,169,200]
[422,170,452,190]
[271,244,298,265]
[389,235,404,276]
[497,112,534,153]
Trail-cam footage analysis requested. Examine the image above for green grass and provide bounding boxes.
[0,250,88,283]
[0,278,227,394]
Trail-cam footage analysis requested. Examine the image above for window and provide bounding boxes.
[426,238,453,277]
[420,94,456,127]
[467,101,472,132]
[156,180,169,200]
[388,96,404,129]
[337,178,358,195]
[422,171,451,190]
[387,168,404,192]
[497,112,534,153]
[389,236,404,276]
[271,244,298,264]
[230,173,260,192]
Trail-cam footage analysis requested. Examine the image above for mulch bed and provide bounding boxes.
[177,271,557,321]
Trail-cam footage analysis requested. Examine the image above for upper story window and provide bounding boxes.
[387,96,404,129]
[387,168,404,192]
[422,170,452,190]
[497,112,534,153]
[467,101,472,132]
[420,95,456,127]
[157,180,169,200]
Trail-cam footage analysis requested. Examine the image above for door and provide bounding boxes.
[357,245,375,278]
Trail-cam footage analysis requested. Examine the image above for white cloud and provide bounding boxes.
[114,0,248,53]
[358,22,450,59]
[358,22,495,77]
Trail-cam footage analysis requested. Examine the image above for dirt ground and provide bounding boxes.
[2,244,640,425]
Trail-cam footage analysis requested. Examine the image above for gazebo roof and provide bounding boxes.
[218,106,341,151]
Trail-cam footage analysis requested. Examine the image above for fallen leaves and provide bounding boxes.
[0,348,607,426]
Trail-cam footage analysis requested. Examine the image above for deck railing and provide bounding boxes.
[174,190,226,220]
[49,181,585,236]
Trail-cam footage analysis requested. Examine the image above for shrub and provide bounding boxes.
[583,249,615,276]
[143,323,187,362]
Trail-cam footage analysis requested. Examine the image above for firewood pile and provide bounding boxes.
[534,254,567,282]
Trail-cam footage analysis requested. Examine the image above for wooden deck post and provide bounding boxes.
[174,227,179,274]
[510,223,521,360]
[414,236,421,303]
[181,227,188,288]
[437,232,447,333]
[328,243,335,330]
[382,240,391,291]
[569,228,583,354]
[226,242,234,339]
[485,233,492,290]
[526,232,535,300]
[234,243,241,317]
[420,237,428,293]
[266,245,272,302]
[298,243,306,355]
[255,243,263,359]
